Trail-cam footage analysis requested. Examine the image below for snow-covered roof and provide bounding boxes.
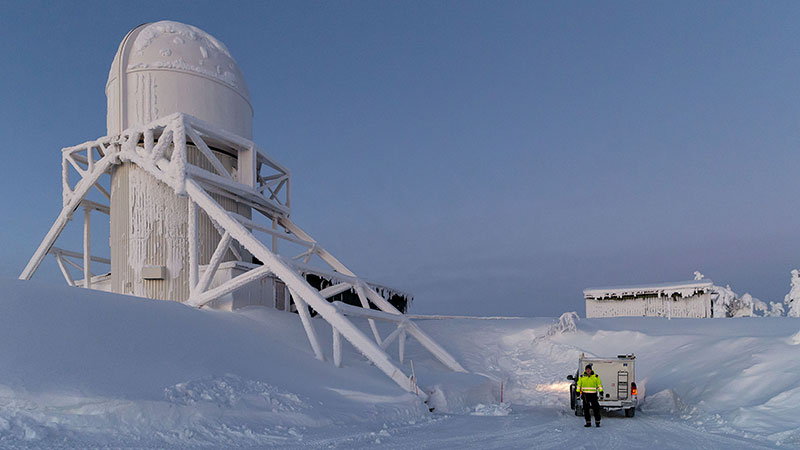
[105,21,254,138]
[108,21,250,100]
[584,279,713,300]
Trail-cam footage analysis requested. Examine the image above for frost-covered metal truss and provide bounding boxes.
[20,113,466,398]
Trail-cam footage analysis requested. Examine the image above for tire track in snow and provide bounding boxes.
[277,409,778,450]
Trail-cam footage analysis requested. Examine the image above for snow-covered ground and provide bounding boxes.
[0,278,797,448]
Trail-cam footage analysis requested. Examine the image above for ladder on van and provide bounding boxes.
[617,371,629,399]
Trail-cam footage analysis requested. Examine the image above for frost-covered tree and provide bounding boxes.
[711,280,776,317]
[784,269,800,318]
[711,284,738,318]
[751,294,769,316]
[733,293,757,317]
[546,311,579,336]
[710,285,767,317]
[694,271,705,281]
[766,301,785,317]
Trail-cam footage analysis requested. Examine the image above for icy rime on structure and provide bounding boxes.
[19,21,465,397]
[583,279,715,318]
[106,21,254,301]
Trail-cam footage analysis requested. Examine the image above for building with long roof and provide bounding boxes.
[584,279,714,318]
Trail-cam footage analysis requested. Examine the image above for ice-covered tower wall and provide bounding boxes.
[106,21,254,301]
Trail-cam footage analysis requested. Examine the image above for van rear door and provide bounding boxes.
[587,360,632,401]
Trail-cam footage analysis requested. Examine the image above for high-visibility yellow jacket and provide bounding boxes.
[577,373,603,395]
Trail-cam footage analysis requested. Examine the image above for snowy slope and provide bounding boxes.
[0,279,429,448]
[0,278,798,448]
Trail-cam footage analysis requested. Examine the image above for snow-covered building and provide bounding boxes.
[584,279,714,318]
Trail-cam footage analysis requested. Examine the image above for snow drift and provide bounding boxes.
[0,279,429,448]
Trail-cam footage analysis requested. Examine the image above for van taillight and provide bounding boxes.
[631,382,638,396]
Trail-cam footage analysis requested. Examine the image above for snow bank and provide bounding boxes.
[415,315,800,447]
[0,279,429,448]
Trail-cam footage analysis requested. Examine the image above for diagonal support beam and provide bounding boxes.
[186,126,233,180]
[49,247,110,265]
[210,220,243,261]
[54,253,75,287]
[279,216,465,373]
[380,324,406,350]
[194,231,232,294]
[184,180,422,398]
[279,218,355,276]
[20,153,117,281]
[289,287,325,362]
[93,181,111,200]
[63,256,84,271]
[65,154,87,177]
[363,286,466,373]
[151,129,174,162]
[187,265,272,308]
[319,282,352,298]
[355,283,383,346]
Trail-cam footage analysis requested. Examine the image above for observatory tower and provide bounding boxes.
[20,21,465,396]
[105,22,254,301]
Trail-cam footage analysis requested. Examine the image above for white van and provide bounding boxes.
[567,353,638,417]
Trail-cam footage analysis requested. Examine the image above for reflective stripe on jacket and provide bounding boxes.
[577,373,603,394]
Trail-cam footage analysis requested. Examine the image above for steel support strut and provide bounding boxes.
[184,180,422,397]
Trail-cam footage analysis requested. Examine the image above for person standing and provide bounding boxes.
[576,364,603,427]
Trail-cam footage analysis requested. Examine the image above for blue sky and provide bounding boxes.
[2,1,800,316]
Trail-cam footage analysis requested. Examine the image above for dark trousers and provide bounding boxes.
[582,393,601,423]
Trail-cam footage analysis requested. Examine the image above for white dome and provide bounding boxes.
[106,21,253,139]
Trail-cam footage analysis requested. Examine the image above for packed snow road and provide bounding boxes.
[271,408,776,450]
